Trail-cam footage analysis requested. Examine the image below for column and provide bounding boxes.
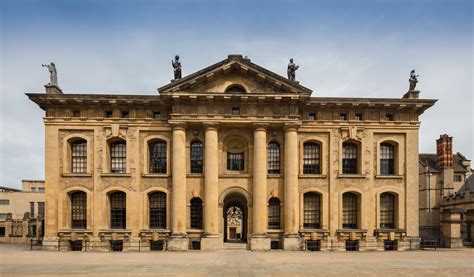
[168,122,188,251]
[201,122,222,250]
[250,124,270,250]
[283,123,301,250]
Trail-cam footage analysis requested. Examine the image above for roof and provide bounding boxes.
[419,152,470,173]
[459,176,474,193]
[0,186,21,192]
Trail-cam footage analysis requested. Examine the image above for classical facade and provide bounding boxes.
[28,55,435,251]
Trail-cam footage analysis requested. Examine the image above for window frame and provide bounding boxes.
[380,193,396,229]
[70,191,87,229]
[190,140,204,174]
[227,152,244,171]
[342,192,358,229]
[342,142,359,174]
[267,141,281,174]
[71,139,87,173]
[380,143,395,175]
[268,197,281,230]
[149,192,166,229]
[110,140,127,174]
[303,192,321,229]
[109,192,126,229]
[303,142,321,174]
[190,197,203,229]
[149,140,167,174]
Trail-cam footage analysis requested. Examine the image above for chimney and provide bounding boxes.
[437,134,453,168]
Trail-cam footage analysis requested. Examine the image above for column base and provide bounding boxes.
[167,235,189,251]
[443,237,463,248]
[250,235,270,251]
[282,235,302,251]
[42,236,59,251]
[201,235,222,251]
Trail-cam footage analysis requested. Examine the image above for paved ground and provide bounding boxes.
[1,244,473,276]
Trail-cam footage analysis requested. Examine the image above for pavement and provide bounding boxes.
[0,243,473,276]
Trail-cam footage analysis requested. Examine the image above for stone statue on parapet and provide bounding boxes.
[42,62,59,87]
[172,55,182,80]
[287,58,299,81]
[409,69,419,91]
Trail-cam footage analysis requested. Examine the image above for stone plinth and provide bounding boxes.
[441,208,464,248]
[167,236,189,251]
[403,90,420,99]
[44,84,63,94]
[250,236,270,251]
[201,236,222,251]
[282,236,302,251]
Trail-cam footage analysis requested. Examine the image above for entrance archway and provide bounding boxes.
[223,192,248,242]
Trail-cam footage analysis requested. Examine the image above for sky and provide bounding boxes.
[0,0,472,189]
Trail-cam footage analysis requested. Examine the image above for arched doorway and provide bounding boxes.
[223,192,248,242]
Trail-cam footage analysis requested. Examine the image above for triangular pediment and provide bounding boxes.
[158,55,312,95]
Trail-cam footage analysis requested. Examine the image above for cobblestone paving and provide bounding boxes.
[0,244,473,276]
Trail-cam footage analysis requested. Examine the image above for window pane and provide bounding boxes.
[110,192,126,229]
[190,141,203,174]
[380,143,395,175]
[110,141,126,173]
[149,192,166,229]
[227,153,244,171]
[303,142,321,174]
[267,142,280,174]
[268,198,280,229]
[71,192,87,229]
[149,141,167,173]
[342,143,358,174]
[343,193,358,229]
[380,193,395,229]
[71,140,87,173]
[190,198,203,229]
[303,193,321,228]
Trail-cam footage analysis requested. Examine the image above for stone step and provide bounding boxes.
[223,243,248,250]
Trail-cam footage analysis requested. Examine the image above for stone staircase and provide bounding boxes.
[223,242,248,250]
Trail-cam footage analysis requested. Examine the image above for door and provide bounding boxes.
[230,227,236,239]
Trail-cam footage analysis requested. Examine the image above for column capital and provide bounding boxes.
[252,123,269,131]
[283,122,301,132]
[169,121,187,131]
[202,121,220,131]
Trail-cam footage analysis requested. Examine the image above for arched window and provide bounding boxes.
[149,192,166,229]
[110,140,126,173]
[342,142,358,174]
[149,141,167,174]
[380,143,395,175]
[225,84,246,93]
[71,191,86,229]
[303,142,321,174]
[380,193,395,229]
[190,197,203,229]
[267,142,280,174]
[268,197,280,229]
[71,139,87,173]
[109,192,126,229]
[303,192,321,228]
[343,192,358,229]
[190,141,203,174]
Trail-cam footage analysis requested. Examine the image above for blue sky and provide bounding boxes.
[1,0,473,188]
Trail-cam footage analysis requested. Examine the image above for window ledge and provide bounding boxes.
[219,174,251,178]
[100,173,131,178]
[268,174,283,178]
[337,174,366,179]
[187,229,204,233]
[99,229,132,233]
[375,175,404,179]
[61,173,92,178]
[299,228,330,233]
[142,173,170,178]
[267,229,284,233]
[139,229,171,233]
[374,228,406,233]
[58,229,93,233]
[336,229,368,233]
[187,173,204,178]
[298,174,327,179]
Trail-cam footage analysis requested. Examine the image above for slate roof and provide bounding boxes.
[419,152,470,173]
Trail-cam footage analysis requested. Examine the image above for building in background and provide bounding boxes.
[28,54,435,251]
[0,180,45,243]
[419,134,473,247]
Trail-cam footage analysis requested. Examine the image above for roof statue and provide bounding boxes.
[172,55,182,80]
[287,58,299,81]
[42,62,59,87]
[409,69,419,91]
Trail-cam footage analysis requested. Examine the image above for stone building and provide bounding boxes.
[419,134,473,247]
[27,55,436,251]
[0,180,45,243]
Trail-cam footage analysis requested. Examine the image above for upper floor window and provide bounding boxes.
[190,141,203,174]
[149,141,167,174]
[268,197,281,229]
[72,109,81,117]
[267,142,280,174]
[0,200,9,205]
[110,141,126,173]
[303,192,321,229]
[355,113,363,121]
[110,191,126,229]
[105,110,113,118]
[340,113,348,120]
[454,175,462,182]
[380,143,395,175]
[231,107,240,115]
[386,113,394,121]
[303,142,321,174]
[342,192,358,229]
[308,113,316,120]
[71,191,86,229]
[342,142,358,174]
[71,139,87,173]
[190,197,203,229]
[227,152,244,171]
[30,202,35,218]
[225,84,246,93]
[380,193,395,229]
[121,110,129,118]
[38,202,45,217]
[153,111,161,119]
[149,192,166,229]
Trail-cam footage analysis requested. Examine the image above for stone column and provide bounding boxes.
[440,208,463,248]
[167,122,189,251]
[250,124,270,250]
[201,122,222,250]
[283,123,302,250]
